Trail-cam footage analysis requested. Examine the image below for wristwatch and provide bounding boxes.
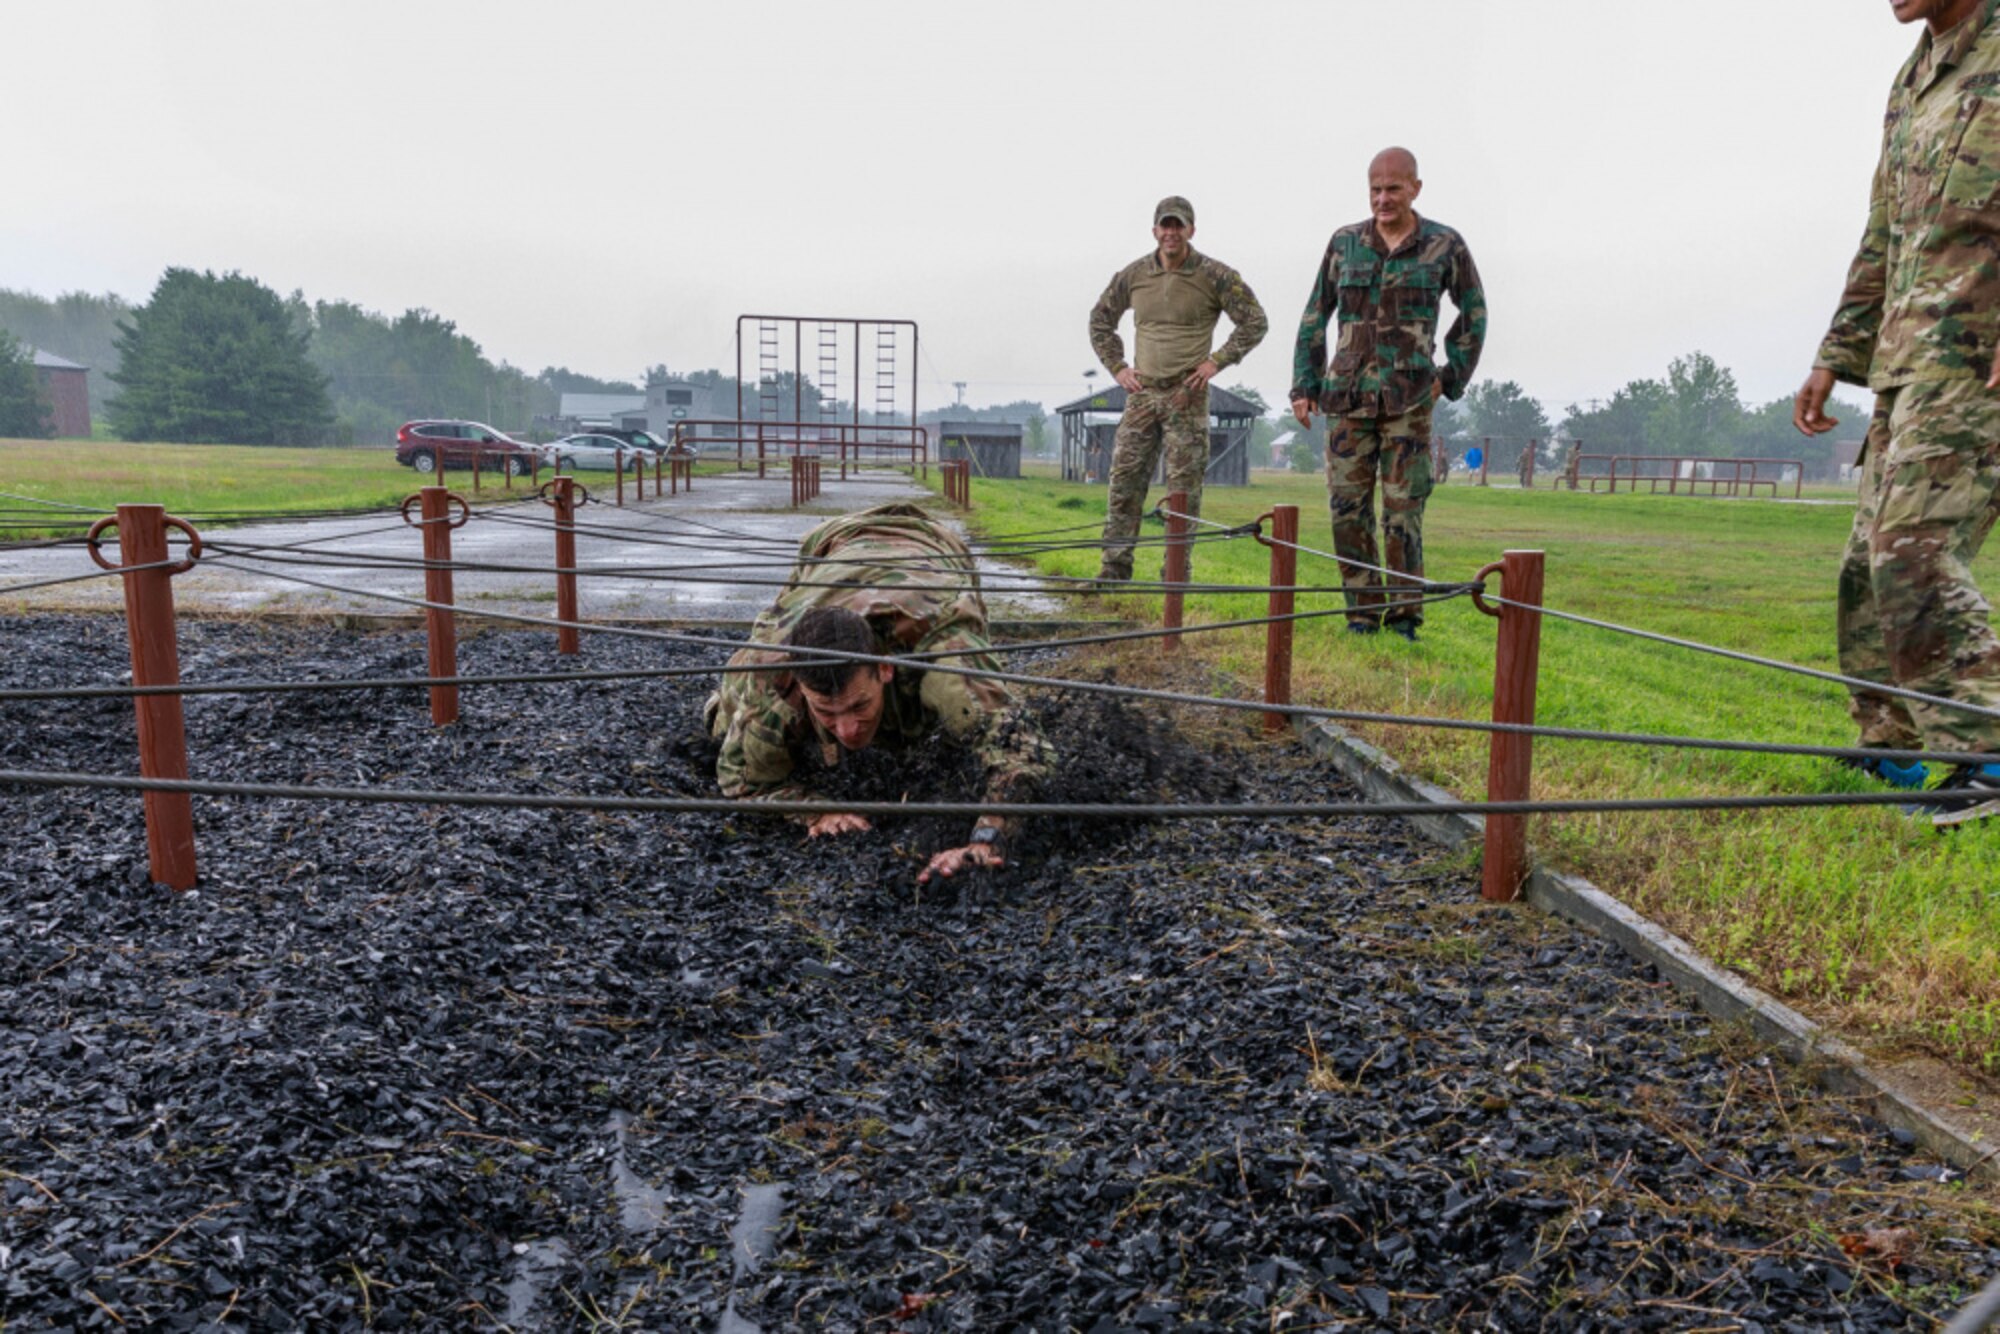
[969,825,1002,848]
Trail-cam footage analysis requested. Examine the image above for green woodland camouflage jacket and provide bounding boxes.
[1817,0,2000,390]
[706,504,1051,827]
[1290,217,1488,419]
[1089,247,1269,382]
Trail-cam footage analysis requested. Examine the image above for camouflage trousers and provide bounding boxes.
[1097,382,1209,582]
[1325,405,1435,627]
[1838,377,2000,751]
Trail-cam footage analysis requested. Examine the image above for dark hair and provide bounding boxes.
[786,607,877,696]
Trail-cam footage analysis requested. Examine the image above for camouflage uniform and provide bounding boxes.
[1089,247,1267,581]
[1291,218,1486,628]
[704,503,1052,835]
[1819,0,2000,750]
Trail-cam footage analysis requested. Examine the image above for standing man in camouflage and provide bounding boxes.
[1289,148,1487,641]
[704,503,1053,880]
[1795,0,2000,824]
[1089,196,1268,584]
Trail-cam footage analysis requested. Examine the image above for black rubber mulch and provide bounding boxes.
[0,615,1993,1332]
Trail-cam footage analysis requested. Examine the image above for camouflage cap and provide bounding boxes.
[1154,195,1194,227]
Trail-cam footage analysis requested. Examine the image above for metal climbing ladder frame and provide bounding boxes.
[730,315,926,479]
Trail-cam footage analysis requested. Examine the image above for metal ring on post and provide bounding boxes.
[1470,559,1506,618]
[400,492,472,529]
[1250,510,1274,548]
[539,481,592,508]
[85,514,204,574]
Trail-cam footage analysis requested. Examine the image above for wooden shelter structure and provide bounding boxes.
[1056,384,1259,486]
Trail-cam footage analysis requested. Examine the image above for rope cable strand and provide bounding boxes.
[130,553,2000,769]
[1,766,1992,820]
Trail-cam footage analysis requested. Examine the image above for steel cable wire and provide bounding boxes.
[0,766,1988,821]
[180,552,2000,768]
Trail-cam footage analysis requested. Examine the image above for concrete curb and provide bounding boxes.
[1293,714,1996,1182]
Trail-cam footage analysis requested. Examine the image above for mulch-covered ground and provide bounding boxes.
[1,615,1994,1332]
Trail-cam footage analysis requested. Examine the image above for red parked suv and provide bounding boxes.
[395,420,539,477]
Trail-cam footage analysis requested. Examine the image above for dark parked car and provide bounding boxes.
[395,421,539,476]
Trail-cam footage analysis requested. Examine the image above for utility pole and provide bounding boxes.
[952,381,966,407]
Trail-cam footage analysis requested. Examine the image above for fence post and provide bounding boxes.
[1479,437,1490,487]
[654,450,663,497]
[90,504,199,890]
[1262,505,1298,733]
[1479,549,1546,903]
[405,486,462,726]
[470,448,481,494]
[531,450,541,488]
[544,477,582,656]
[1162,489,1189,653]
[614,447,625,506]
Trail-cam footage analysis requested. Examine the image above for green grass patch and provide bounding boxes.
[950,468,2000,1076]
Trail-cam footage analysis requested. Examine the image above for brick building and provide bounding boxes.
[30,348,90,438]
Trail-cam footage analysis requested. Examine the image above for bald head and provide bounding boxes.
[1369,146,1420,182]
[1367,146,1423,239]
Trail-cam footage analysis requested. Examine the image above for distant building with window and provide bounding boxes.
[543,376,731,445]
[29,348,90,438]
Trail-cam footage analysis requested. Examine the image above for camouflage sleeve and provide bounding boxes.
[1208,262,1269,370]
[1815,148,1890,387]
[1290,237,1338,404]
[1089,267,1133,375]
[916,627,1054,841]
[1437,235,1488,402]
[714,682,815,817]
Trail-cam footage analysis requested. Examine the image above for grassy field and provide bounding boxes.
[955,467,2000,1079]
[0,439,733,538]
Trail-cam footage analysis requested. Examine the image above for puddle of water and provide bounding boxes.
[604,1111,677,1234]
[500,1237,572,1329]
[718,1183,787,1334]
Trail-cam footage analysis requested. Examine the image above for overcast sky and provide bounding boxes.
[2,1,1915,419]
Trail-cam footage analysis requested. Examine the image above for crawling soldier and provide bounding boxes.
[703,502,1052,882]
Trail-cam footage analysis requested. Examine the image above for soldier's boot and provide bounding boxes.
[1387,621,1419,643]
[1928,763,2000,828]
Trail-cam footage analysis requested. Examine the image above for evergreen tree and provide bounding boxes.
[0,328,52,438]
[108,268,333,444]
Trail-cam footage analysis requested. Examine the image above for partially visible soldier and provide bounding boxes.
[1088,196,1268,584]
[1794,0,2000,825]
[1563,440,1582,491]
[1517,441,1535,489]
[704,503,1053,880]
[1290,147,1488,641]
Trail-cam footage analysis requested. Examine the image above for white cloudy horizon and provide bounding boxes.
[1,0,1923,421]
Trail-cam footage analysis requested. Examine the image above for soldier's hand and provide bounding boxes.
[917,842,1004,885]
[1183,360,1220,393]
[1290,397,1314,428]
[1793,368,1840,436]
[1114,367,1145,394]
[807,812,872,838]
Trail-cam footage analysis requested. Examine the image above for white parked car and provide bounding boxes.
[544,433,651,472]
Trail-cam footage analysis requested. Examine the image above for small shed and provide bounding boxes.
[29,348,90,438]
[935,420,1023,479]
[1056,384,1258,486]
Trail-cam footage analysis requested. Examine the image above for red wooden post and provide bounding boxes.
[550,477,581,656]
[655,450,663,496]
[1480,549,1546,903]
[1479,437,1490,488]
[1263,504,1298,733]
[531,451,541,488]
[615,447,625,506]
[411,487,461,726]
[1162,489,1189,653]
[470,447,482,493]
[96,504,199,889]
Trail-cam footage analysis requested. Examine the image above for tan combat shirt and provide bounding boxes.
[1817,0,2000,389]
[1089,247,1268,383]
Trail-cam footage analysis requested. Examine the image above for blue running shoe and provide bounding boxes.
[1837,752,1927,790]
